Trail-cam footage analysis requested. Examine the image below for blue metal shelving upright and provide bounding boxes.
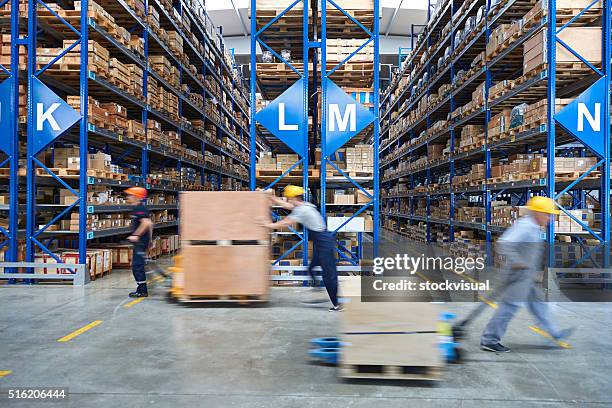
[0,0,20,272]
[320,0,380,261]
[25,0,89,267]
[250,0,311,267]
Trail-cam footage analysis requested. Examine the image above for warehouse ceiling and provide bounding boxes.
[206,0,429,49]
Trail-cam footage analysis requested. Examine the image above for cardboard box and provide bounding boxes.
[182,245,269,296]
[355,189,373,204]
[180,191,270,241]
[523,28,602,74]
[334,194,355,205]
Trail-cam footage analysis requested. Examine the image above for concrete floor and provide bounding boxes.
[1,264,611,407]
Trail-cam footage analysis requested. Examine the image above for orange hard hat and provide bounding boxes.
[124,186,147,200]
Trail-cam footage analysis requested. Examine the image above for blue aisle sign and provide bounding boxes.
[0,77,14,155]
[31,77,81,154]
[555,77,607,157]
[325,80,375,155]
[255,78,306,157]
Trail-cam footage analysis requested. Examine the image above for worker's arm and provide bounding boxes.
[129,217,153,242]
[258,216,297,230]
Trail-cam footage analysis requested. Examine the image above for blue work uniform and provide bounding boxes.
[130,202,151,293]
[288,202,338,306]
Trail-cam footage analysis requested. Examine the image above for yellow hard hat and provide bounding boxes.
[283,185,304,198]
[525,196,560,215]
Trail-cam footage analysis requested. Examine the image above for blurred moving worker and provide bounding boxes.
[481,196,572,352]
[125,187,153,298]
[260,185,341,311]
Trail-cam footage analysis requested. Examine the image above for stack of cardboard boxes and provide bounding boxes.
[345,145,374,175]
[523,27,601,75]
[457,125,484,151]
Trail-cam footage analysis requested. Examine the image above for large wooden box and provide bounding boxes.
[182,245,269,297]
[180,191,270,241]
[338,277,444,380]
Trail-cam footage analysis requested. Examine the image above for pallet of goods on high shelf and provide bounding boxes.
[326,39,373,63]
[60,40,110,78]
[522,26,602,77]
[256,152,319,178]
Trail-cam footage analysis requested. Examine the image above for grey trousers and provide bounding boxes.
[481,288,561,345]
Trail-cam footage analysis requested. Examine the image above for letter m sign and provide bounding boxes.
[325,81,375,155]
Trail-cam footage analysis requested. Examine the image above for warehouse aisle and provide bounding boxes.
[0,270,610,407]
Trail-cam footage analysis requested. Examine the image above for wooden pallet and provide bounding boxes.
[339,364,442,381]
[175,293,267,304]
[87,169,129,180]
[555,171,601,181]
[458,140,484,153]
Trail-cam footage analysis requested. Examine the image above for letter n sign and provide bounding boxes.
[325,80,375,155]
[31,77,81,155]
[255,79,306,157]
[555,77,607,157]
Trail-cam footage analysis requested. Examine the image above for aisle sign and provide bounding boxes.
[0,77,14,155]
[255,78,306,157]
[325,80,375,155]
[555,77,607,157]
[31,77,81,154]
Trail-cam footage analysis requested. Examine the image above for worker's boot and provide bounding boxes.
[129,283,148,298]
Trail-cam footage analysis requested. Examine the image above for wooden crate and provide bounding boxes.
[180,191,270,241]
[180,244,269,299]
[337,277,444,381]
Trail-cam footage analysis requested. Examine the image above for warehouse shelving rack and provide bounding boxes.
[319,0,380,262]
[250,0,380,276]
[2,0,252,282]
[0,0,21,273]
[379,0,611,272]
[250,0,311,270]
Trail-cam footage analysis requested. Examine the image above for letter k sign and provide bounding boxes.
[31,78,81,154]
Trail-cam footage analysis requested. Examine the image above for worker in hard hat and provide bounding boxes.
[125,187,153,298]
[481,196,572,352]
[259,185,340,311]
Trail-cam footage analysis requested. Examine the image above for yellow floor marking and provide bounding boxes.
[146,275,164,284]
[123,297,145,308]
[478,296,498,309]
[57,320,102,342]
[529,325,572,349]
[0,370,11,378]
